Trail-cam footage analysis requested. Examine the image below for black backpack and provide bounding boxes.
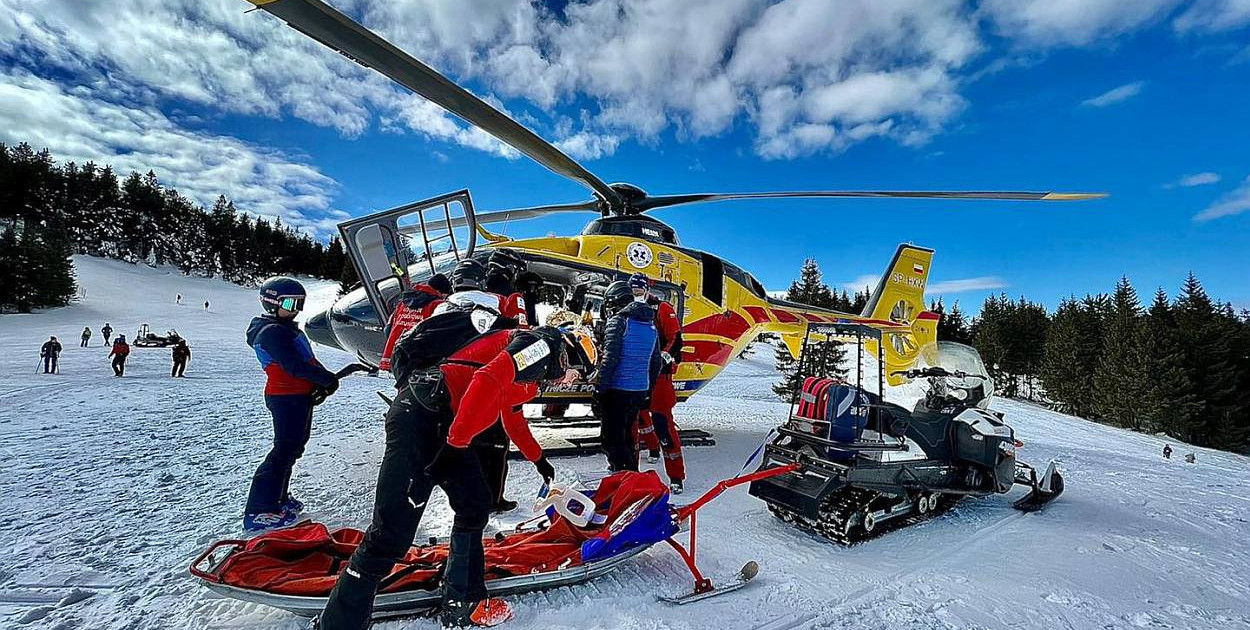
[389,305,516,387]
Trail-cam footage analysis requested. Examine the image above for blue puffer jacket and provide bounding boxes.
[597,301,662,392]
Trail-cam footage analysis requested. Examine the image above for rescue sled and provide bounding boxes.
[191,468,795,620]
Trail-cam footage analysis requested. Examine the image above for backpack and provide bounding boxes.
[389,303,517,387]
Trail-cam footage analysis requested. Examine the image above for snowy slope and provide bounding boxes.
[1,257,1248,630]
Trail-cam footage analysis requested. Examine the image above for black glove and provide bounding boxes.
[534,456,555,484]
[426,443,470,483]
[310,377,340,406]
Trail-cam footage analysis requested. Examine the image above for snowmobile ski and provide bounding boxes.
[1012,460,1065,512]
[659,561,759,605]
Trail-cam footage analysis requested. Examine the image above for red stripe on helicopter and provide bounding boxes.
[742,306,771,324]
[683,310,753,339]
[917,311,940,321]
[800,313,827,323]
[771,310,801,323]
[683,340,735,367]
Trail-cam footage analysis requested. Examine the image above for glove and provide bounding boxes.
[661,351,674,366]
[426,443,470,483]
[534,456,555,484]
[310,377,340,406]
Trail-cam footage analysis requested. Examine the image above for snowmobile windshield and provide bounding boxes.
[919,342,993,390]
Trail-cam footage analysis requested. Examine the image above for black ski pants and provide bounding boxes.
[80,337,89,348]
[597,389,646,472]
[172,358,187,377]
[111,355,125,376]
[473,418,511,506]
[320,387,492,630]
[42,355,58,373]
[245,394,313,514]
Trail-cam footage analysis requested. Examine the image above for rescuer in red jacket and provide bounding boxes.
[636,278,687,494]
[318,325,583,630]
[378,273,451,372]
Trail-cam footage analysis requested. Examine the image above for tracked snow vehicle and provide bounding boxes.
[749,323,1063,544]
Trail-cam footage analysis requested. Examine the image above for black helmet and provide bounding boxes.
[259,276,306,314]
[600,280,634,319]
[450,259,487,291]
[427,273,452,295]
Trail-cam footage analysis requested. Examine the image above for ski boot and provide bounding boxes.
[491,498,519,514]
[440,598,513,628]
[670,480,684,495]
[283,494,305,515]
[647,450,661,464]
[243,509,298,533]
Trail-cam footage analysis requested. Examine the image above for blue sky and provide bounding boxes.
[2,1,1248,313]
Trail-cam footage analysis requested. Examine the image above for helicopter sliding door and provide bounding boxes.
[338,190,477,322]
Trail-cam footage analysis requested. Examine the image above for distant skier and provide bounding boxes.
[40,336,62,374]
[595,280,662,473]
[243,277,340,532]
[1162,444,1173,460]
[176,293,182,305]
[1185,453,1196,464]
[171,339,191,377]
[80,326,91,348]
[109,335,130,376]
[101,322,113,345]
[204,300,210,310]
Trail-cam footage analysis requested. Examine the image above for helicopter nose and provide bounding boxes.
[303,309,343,351]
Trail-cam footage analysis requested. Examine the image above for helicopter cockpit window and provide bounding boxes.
[699,253,724,306]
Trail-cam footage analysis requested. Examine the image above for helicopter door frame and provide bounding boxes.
[338,189,477,323]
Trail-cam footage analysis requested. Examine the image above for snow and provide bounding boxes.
[2,255,1249,629]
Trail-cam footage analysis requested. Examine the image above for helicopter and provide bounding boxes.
[246,0,1104,405]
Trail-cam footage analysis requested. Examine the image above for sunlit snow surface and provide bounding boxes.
[1,256,1248,629]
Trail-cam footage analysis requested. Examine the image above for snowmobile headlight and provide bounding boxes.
[950,388,968,401]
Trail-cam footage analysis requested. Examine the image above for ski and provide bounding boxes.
[659,561,759,605]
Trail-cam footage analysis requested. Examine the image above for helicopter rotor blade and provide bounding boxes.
[633,190,1107,212]
[397,200,600,235]
[244,0,621,209]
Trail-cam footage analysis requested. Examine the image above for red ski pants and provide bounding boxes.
[636,374,685,482]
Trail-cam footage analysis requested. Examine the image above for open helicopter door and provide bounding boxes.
[338,190,478,322]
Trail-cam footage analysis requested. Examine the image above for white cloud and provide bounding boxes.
[1174,0,1250,33]
[1168,172,1223,188]
[1195,175,1250,221]
[843,275,882,293]
[928,276,1009,294]
[1081,81,1145,107]
[0,69,341,234]
[980,0,1181,47]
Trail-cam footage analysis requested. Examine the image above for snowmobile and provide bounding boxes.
[749,322,1064,544]
[132,323,184,348]
[190,467,796,621]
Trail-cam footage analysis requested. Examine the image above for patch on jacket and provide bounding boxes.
[511,339,550,371]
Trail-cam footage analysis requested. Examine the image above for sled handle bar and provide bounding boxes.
[188,539,246,583]
[675,463,801,522]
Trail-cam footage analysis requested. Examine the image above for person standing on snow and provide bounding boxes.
[1162,444,1173,460]
[631,273,687,494]
[171,339,191,377]
[101,323,113,345]
[377,273,451,374]
[242,277,340,532]
[433,257,529,513]
[204,300,210,310]
[594,279,662,473]
[317,324,578,630]
[80,327,91,348]
[40,336,62,374]
[176,293,182,305]
[109,335,130,376]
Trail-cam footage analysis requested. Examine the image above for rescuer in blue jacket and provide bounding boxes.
[594,278,662,472]
[242,277,339,532]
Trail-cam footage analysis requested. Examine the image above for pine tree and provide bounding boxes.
[1040,297,1102,417]
[1173,273,1241,448]
[774,259,846,399]
[1092,277,1149,428]
[1139,288,1200,437]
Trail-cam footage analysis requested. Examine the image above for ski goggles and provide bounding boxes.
[263,294,307,312]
